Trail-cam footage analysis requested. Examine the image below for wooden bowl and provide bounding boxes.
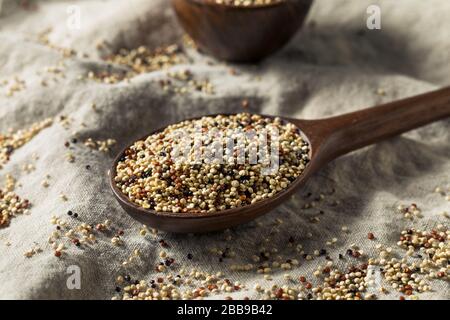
[171,0,313,62]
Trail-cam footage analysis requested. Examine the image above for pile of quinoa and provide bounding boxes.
[89,44,184,84]
[0,118,52,169]
[0,189,31,228]
[114,113,310,214]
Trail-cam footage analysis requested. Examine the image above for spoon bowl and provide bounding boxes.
[109,87,450,233]
[109,114,316,233]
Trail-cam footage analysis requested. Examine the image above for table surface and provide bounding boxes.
[0,0,448,299]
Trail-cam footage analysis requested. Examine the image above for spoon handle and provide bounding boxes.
[316,86,450,160]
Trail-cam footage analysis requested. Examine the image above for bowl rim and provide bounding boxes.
[182,0,291,10]
[109,112,314,220]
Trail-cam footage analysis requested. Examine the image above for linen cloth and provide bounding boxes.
[0,0,449,300]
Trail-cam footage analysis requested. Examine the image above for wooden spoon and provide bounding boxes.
[109,87,450,233]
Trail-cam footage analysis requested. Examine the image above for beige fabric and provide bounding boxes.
[0,0,449,300]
